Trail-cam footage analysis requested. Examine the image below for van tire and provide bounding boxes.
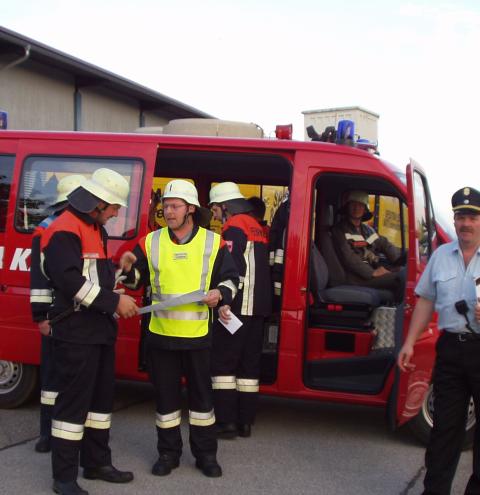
[407,384,475,450]
[0,361,39,409]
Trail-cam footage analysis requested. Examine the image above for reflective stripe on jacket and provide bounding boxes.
[222,213,271,316]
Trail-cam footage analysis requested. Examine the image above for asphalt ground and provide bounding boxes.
[0,381,473,495]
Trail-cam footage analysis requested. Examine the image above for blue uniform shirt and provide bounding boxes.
[415,240,480,333]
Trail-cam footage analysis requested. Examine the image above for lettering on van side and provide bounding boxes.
[0,247,31,271]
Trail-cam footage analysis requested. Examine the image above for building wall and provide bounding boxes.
[143,112,169,128]
[303,107,379,142]
[80,87,140,132]
[0,62,74,130]
[0,60,172,132]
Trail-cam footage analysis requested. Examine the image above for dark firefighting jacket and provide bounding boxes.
[331,218,402,283]
[30,214,57,322]
[268,199,289,302]
[222,213,271,317]
[40,207,120,345]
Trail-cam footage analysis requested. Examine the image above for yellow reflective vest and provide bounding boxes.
[145,227,220,338]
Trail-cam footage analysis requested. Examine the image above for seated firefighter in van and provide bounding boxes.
[331,190,404,301]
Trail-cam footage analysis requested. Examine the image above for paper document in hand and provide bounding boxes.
[138,290,206,315]
[219,312,243,335]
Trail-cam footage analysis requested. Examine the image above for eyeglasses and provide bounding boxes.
[163,203,187,212]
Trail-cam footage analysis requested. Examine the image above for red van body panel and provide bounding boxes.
[0,130,445,428]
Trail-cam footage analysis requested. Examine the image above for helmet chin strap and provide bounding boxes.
[95,202,109,214]
[177,204,194,229]
[178,211,190,229]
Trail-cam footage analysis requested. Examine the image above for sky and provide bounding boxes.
[3,0,480,224]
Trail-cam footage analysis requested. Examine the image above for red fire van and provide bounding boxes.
[0,123,467,445]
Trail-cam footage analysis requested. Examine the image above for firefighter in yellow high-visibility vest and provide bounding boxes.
[120,180,238,478]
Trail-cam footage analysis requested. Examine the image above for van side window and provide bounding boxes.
[413,171,431,262]
[370,194,407,249]
[0,155,15,233]
[15,156,144,238]
[208,182,287,234]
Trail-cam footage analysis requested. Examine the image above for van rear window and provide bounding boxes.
[0,155,15,233]
[15,156,144,239]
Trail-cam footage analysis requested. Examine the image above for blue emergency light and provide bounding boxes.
[307,119,379,153]
[0,110,7,130]
[336,119,355,145]
[356,137,378,153]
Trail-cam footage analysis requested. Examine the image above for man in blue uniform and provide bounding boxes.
[398,187,480,495]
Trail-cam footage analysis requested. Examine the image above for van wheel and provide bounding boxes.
[0,361,39,409]
[407,384,475,449]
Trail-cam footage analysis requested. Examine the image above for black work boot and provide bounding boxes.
[151,454,180,476]
[83,464,134,483]
[215,422,237,439]
[35,435,51,453]
[52,480,89,495]
[237,424,252,438]
[195,455,222,478]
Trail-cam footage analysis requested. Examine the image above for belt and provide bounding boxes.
[443,331,480,342]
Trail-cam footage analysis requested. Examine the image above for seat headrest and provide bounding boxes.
[320,205,334,227]
[310,243,329,304]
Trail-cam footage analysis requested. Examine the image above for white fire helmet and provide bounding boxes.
[82,168,129,207]
[162,179,200,206]
[345,190,369,208]
[55,174,87,204]
[209,182,245,205]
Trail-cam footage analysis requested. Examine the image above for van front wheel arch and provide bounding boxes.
[0,361,39,409]
[407,384,475,450]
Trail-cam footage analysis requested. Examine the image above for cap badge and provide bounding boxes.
[464,199,470,204]
[464,187,471,196]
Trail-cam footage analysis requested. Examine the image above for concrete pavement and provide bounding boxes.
[0,381,473,494]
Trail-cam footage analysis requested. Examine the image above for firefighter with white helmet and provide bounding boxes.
[40,167,137,495]
[30,174,86,454]
[209,182,272,439]
[331,190,404,298]
[120,179,238,478]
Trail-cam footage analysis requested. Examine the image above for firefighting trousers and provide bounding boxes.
[147,346,217,460]
[50,341,115,482]
[423,332,480,495]
[39,335,56,438]
[211,316,264,425]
